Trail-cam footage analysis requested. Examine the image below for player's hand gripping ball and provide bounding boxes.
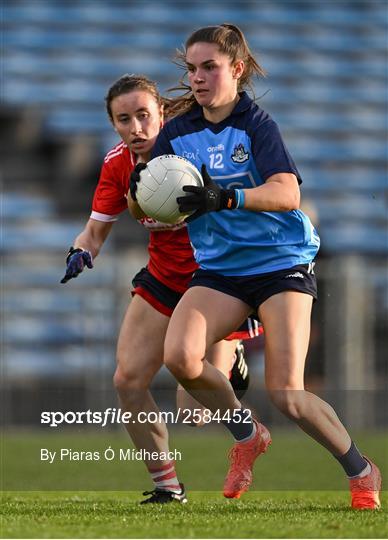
[129,162,147,202]
[178,164,238,222]
[130,155,203,224]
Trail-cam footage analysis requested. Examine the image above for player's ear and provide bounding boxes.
[232,59,244,80]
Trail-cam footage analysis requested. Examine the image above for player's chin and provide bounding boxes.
[130,141,152,155]
[194,92,212,105]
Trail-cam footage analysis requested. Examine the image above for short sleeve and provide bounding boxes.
[91,160,128,218]
[251,119,302,184]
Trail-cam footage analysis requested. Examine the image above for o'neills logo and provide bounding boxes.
[231,143,249,163]
[207,143,225,152]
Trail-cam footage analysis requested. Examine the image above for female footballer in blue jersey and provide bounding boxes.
[148,23,381,508]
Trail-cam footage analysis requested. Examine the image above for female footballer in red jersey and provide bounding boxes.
[61,74,261,504]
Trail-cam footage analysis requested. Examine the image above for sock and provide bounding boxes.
[147,461,181,493]
[222,409,255,441]
[348,462,371,479]
[333,441,369,478]
[237,421,257,443]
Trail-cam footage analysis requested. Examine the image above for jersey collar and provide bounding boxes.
[187,91,252,121]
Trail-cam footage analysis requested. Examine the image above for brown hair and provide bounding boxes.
[168,23,266,117]
[105,74,172,120]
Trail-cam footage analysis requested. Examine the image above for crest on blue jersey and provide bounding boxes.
[231,143,249,163]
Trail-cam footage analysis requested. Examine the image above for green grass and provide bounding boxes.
[1,429,387,538]
[2,490,387,539]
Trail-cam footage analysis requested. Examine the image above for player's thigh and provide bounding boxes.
[258,291,313,390]
[205,339,238,377]
[116,294,170,384]
[165,286,250,357]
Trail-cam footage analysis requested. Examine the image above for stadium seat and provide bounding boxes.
[2,0,387,384]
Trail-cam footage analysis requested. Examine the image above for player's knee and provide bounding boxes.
[113,366,132,394]
[268,388,305,421]
[113,365,147,395]
[164,344,202,380]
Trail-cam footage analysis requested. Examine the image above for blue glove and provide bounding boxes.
[60,246,93,283]
[129,162,147,201]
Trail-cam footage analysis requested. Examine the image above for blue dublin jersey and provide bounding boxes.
[152,92,320,276]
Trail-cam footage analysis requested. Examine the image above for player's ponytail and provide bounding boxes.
[167,23,265,118]
[219,23,266,87]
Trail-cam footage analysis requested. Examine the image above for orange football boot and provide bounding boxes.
[350,458,381,509]
[223,419,271,499]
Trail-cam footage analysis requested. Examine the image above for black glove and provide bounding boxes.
[129,162,148,201]
[177,164,237,222]
[60,247,93,283]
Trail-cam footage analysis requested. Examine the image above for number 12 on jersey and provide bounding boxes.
[209,153,224,169]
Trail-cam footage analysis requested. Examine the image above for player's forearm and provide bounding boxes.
[242,173,300,212]
[73,219,113,258]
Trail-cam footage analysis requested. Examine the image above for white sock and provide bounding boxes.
[148,461,181,493]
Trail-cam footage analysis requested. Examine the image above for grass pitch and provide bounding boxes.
[2,490,387,539]
[1,429,387,538]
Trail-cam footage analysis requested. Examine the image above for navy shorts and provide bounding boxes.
[132,267,181,317]
[132,267,263,340]
[188,263,318,312]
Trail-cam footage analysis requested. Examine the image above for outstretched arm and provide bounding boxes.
[73,218,113,258]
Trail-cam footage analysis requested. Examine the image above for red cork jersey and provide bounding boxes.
[91,142,197,292]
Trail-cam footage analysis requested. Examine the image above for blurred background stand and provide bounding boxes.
[1,0,387,430]
[324,255,378,429]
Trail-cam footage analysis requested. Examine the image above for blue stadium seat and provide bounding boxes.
[3,289,115,314]
[3,264,120,288]
[300,168,387,193]
[3,3,386,27]
[2,222,85,251]
[4,345,114,376]
[2,1,387,384]
[285,137,386,161]
[45,108,108,134]
[3,315,116,344]
[272,109,386,132]
[2,193,54,219]
[315,196,387,223]
[2,9,388,255]
[320,224,388,253]
[264,56,386,79]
